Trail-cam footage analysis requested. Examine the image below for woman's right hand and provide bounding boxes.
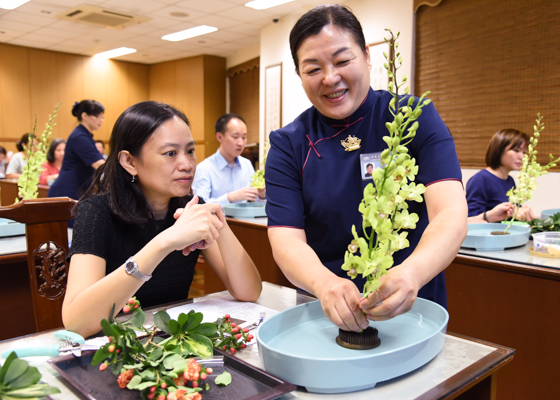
[169,196,225,254]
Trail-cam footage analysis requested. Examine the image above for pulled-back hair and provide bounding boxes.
[80,101,190,225]
[46,138,66,163]
[485,128,529,169]
[72,100,105,121]
[289,4,367,73]
[215,113,245,134]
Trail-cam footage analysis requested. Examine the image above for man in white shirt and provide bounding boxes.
[192,113,266,207]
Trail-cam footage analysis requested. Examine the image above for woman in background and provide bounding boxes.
[39,138,66,186]
[466,128,535,223]
[48,100,105,201]
[62,101,262,337]
[5,133,33,179]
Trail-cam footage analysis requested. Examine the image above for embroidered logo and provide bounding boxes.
[341,135,361,151]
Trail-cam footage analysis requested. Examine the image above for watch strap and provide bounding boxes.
[125,258,152,282]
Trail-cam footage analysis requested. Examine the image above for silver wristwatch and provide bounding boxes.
[125,258,152,281]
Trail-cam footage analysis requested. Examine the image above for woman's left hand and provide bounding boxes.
[358,263,420,321]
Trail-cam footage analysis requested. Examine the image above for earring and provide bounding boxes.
[131,175,136,183]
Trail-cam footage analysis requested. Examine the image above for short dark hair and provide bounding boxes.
[72,100,105,121]
[289,4,367,73]
[46,138,66,163]
[80,101,190,225]
[19,133,36,151]
[0,146,6,156]
[95,140,105,149]
[366,163,373,168]
[215,113,246,135]
[485,128,529,169]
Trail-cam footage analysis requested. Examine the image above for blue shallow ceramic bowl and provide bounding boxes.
[223,203,266,218]
[0,218,25,237]
[461,223,530,251]
[541,208,560,220]
[256,298,448,394]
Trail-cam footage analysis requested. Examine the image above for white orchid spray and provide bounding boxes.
[341,30,431,297]
[503,114,560,233]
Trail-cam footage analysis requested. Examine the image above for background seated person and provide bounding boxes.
[466,128,535,223]
[5,133,34,179]
[39,138,66,186]
[191,113,265,208]
[62,102,262,338]
[0,146,7,178]
[95,140,108,160]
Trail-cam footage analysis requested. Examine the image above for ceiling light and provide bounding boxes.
[94,47,137,59]
[0,0,30,10]
[162,25,217,42]
[244,0,294,11]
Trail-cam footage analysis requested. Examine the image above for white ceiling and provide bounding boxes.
[0,0,343,64]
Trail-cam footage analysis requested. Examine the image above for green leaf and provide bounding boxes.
[6,366,40,389]
[126,374,142,389]
[91,345,111,366]
[147,347,163,362]
[168,320,180,335]
[108,303,116,323]
[3,359,28,384]
[184,334,213,357]
[100,318,119,338]
[215,371,232,386]
[183,312,203,333]
[163,354,183,370]
[4,383,61,397]
[134,380,158,391]
[177,313,189,330]
[154,311,172,335]
[129,308,146,329]
[0,351,17,382]
[190,323,218,337]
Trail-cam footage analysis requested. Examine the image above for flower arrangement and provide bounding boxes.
[17,103,60,201]
[503,114,560,233]
[341,30,431,298]
[93,298,252,399]
[250,142,268,190]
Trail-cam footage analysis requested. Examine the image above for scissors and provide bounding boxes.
[1,330,100,359]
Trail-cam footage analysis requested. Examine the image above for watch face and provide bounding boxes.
[125,261,135,273]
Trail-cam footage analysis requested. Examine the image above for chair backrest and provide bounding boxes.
[0,197,76,332]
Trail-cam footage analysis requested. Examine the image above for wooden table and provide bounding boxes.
[0,178,49,206]
[447,243,560,400]
[0,282,514,400]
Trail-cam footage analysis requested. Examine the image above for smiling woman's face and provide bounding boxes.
[297,25,371,120]
[133,116,197,207]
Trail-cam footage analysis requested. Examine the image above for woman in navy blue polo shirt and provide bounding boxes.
[48,100,105,202]
[265,5,468,333]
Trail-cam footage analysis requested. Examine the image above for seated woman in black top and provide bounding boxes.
[62,101,262,337]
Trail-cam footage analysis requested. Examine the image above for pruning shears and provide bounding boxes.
[1,330,100,359]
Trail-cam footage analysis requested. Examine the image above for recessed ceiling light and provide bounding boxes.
[94,47,137,59]
[0,0,30,10]
[161,25,217,42]
[244,0,294,11]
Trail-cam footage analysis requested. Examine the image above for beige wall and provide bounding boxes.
[0,44,225,161]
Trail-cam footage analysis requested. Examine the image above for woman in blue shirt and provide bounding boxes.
[466,128,535,223]
[266,5,468,333]
[48,100,105,201]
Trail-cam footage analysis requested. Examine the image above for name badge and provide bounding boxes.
[360,152,382,181]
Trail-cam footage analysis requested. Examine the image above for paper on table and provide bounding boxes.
[164,298,278,325]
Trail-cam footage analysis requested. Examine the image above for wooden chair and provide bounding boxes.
[0,197,76,333]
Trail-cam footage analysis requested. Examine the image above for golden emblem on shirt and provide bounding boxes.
[341,135,361,151]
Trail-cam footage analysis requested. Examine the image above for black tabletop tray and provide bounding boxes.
[48,349,295,400]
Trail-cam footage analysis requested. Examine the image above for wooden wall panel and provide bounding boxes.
[202,55,226,159]
[176,57,204,142]
[0,44,149,154]
[55,52,84,142]
[29,50,60,139]
[0,45,32,147]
